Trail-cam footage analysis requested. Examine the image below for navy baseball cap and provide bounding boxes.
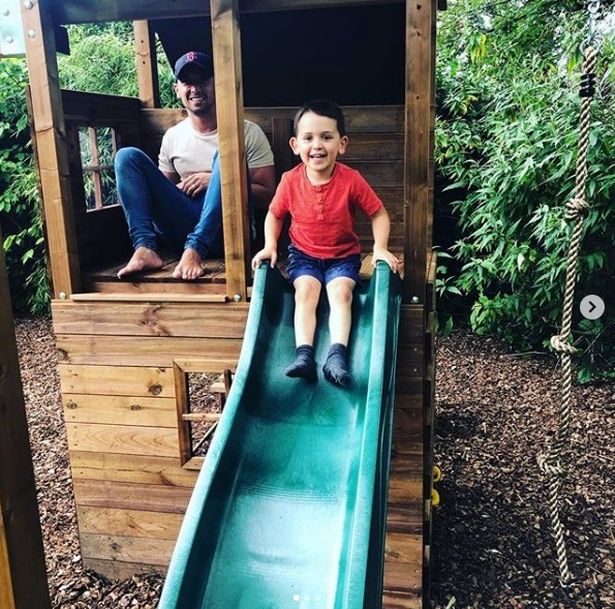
[174,51,213,80]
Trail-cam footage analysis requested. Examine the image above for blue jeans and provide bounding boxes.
[115,147,251,259]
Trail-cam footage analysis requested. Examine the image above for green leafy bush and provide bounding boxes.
[435,0,615,379]
[0,57,49,314]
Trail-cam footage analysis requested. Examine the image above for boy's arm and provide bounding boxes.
[251,211,285,269]
[370,207,399,273]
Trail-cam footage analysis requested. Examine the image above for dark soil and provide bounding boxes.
[14,318,614,609]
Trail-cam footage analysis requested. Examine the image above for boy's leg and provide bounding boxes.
[114,147,199,277]
[285,275,322,381]
[323,277,356,387]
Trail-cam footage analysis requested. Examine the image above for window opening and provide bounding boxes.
[174,363,232,469]
[79,126,118,210]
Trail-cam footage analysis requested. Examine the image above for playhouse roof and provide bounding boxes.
[52,0,411,26]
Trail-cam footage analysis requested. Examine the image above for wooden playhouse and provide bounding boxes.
[13,0,440,607]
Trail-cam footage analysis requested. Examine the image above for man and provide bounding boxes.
[114,51,276,280]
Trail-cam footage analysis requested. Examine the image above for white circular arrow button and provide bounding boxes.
[579,295,605,320]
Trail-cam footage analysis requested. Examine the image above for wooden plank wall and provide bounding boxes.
[384,304,425,609]
[52,300,249,576]
[52,296,429,607]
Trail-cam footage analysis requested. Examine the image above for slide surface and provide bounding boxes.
[159,262,402,609]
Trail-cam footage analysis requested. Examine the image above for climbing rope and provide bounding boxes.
[537,0,601,588]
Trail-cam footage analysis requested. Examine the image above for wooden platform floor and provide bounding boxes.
[82,251,405,297]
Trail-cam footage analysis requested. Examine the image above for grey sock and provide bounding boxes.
[323,343,351,387]
[285,344,317,381]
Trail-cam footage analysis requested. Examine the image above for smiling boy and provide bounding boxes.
[252,99,398,386]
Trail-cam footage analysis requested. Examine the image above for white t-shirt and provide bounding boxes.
[158,118,274,179]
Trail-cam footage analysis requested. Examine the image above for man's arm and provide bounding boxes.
[249,165,276,211]
[162,170,180,185]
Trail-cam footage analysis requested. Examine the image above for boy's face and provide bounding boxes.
[290,111,348,179]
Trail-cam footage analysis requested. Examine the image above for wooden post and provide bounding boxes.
[0,225,51,609]
[271,118,295,184]
[210,0,250,302]
[403,0,434,305]
[21,0,80,297]
[134,20,160,108]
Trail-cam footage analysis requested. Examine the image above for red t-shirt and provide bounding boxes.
[269,162,383,259]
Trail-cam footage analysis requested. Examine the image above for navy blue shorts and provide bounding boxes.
[286,244,361,285]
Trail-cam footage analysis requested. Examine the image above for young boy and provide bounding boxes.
[251,100,398,386]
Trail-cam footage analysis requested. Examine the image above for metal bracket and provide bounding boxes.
[0,0,26,57]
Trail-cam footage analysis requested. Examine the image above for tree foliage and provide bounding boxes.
[435,0,615,379]
[0,57,47,313]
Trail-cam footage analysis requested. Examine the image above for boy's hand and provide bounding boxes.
[372,248,399,274]
[251,246,278,270]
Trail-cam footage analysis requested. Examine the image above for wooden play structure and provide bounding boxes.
[14,0,441,607]
[0,226,50,609]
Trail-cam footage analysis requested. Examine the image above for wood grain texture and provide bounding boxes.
[77,506,183,540]
[212,0,250,300]
[0,226,50,608]
[59,364,175,397]
[63,394,177,427]
[403,0,435,305]
[82,557,167,579]
[56,335,242,367]
[53,1,406,25]
[382,590,422,609]
[133,21,160,108]
[65,422,179,457]
[70,451,197,487]
[73,479,192,513]
[0,509,15,609]
[23,5,80,296]
[80,533,175,566]
[52,301,248,337]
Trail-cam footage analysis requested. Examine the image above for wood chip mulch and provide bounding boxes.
[14,318,614,609]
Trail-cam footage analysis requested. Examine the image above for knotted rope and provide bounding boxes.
[537,42,598,587]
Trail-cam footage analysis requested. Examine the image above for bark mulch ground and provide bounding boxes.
[14,318,614,609]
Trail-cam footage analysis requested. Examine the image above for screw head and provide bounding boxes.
[28,29,36,39]
[3,9,10,17]
[411,296,420,304]
[24,1,34,9]
[59,291,67,300]
[5,35,14,44]
[233,294,241,302]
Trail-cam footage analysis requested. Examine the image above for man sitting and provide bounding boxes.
[114,51,275,280]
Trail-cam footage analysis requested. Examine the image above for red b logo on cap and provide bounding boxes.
[187,51,196,62]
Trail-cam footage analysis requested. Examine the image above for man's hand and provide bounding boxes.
[177,172,211,198]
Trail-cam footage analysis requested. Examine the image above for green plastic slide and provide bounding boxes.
[159,261,402,609]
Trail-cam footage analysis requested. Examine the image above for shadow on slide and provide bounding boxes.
[159,261,402,609]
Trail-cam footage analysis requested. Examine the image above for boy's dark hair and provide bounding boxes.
[293,99,347,137]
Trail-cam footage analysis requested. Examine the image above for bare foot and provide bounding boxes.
[172,248,205,280]
[117,247,164,278]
